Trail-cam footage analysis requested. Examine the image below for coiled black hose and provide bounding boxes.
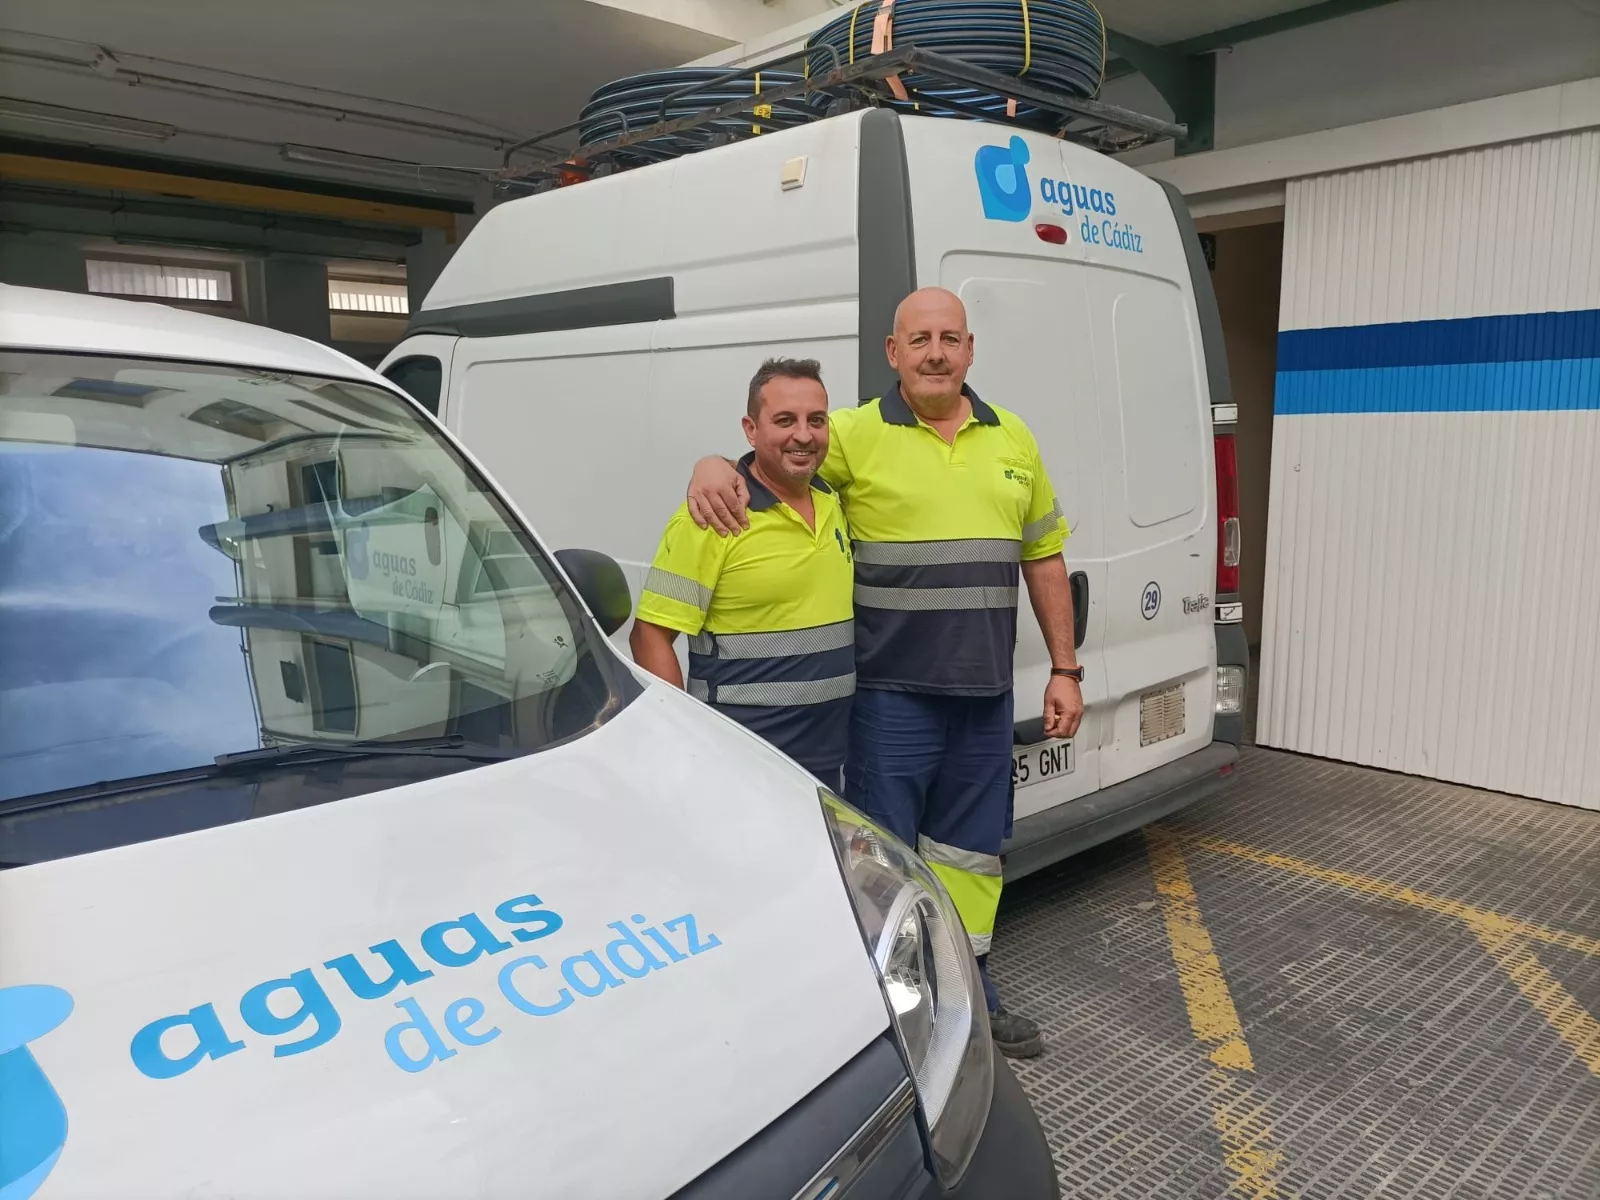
[575,1,1106,170]
[578,69,827,166]
[807,0,1106,129]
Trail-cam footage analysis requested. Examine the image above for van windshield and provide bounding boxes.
[0,351,638,867]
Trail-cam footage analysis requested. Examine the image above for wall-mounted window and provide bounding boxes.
[328,278,409,314]
[86,257,241,311]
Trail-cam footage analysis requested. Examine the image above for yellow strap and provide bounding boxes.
[752,72,762,136]
[849,1,861,64]
[1005,0,1030,118]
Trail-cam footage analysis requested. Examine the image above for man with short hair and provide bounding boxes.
[631,358,855,787]
[686,288,1082,1058]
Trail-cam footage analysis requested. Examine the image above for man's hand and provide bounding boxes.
[687,456,750,536]
[1042,676,1083,740]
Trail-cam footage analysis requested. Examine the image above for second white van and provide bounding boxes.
[382,106,1248,878]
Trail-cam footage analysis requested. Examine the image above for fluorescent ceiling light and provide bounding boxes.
[0,97,176,140]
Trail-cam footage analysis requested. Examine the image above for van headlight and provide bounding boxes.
[818,787,994,1185]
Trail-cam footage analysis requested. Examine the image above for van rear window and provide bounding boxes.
[383,356,443,416]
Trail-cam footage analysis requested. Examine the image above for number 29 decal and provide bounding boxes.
[1141,581,1162,620]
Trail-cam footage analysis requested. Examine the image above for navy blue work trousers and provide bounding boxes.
[844,687,1014,1012]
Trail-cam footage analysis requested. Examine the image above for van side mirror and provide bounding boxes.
[554,548,632,636]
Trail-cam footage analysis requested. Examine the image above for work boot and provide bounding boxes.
[988,1006,1044,1058]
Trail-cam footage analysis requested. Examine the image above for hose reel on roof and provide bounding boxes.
[806,0,1108,130]
[577,69,828,167]
[568,0,1111,173]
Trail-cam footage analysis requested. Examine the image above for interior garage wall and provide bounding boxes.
[0,235,87,292]
[1258,128,1600,809]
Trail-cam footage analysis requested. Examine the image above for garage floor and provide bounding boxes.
[992,746,1600,1199]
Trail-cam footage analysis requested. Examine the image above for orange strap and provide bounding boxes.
[870,0,909,102]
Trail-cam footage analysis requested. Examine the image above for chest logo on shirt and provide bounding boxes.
[1003,466,1033,489]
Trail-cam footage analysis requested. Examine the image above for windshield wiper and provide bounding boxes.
[0,735,521,821]
[214,734,520,769]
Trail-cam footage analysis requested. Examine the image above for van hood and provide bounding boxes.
[0,683,891,1199]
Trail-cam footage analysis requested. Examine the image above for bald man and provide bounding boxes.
[686,288,1081,1058]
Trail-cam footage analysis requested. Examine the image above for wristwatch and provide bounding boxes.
[1050,666,1084,682]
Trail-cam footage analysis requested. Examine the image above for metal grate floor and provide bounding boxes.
[992,746,1600,1200]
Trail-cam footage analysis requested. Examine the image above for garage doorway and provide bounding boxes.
[1200,215,1284,740]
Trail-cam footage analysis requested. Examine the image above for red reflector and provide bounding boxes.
[1034,223,1068,245]
[1214,433,1240,595]
[1219,764,1234,776]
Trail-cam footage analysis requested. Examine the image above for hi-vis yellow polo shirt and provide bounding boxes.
[636,454,855,777]
[818,383,1066,696]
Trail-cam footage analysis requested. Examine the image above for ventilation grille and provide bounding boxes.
[1139,683,1186,747]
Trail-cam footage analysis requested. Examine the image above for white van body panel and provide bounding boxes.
[387,108,1219,836]
[449,305,859,652]
[421,117,863,321]
[0,682,889,1200]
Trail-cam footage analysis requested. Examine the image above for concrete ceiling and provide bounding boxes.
[0,0,1379,201]
[0,0,760,199]
[1094,0,1349,45]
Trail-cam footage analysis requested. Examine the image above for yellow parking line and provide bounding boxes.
[1190,835,1600,959]
[1465,914,1600,1078]
[1186,832,1600,1079]
[1145,826,1289,1198]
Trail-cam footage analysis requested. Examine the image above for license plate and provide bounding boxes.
[1012,739,1075,790]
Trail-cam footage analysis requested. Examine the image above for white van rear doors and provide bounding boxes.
[947,256,1107,817]
[1083,263,1216,786]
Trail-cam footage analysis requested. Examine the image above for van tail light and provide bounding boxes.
[1215,433,1240,595]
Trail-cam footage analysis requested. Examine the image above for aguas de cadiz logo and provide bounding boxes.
[973,135,1144,254]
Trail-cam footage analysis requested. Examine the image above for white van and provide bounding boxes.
[383,108,1248,877]
[0,284,1058,1199]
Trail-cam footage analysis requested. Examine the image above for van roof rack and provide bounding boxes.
[496,43,1186,190]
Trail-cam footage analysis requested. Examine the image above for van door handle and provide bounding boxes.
[1070,571,1089,649]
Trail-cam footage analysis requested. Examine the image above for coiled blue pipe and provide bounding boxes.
[578,69,826,165]
[807,0,1106,128]
[576,0,1107,169]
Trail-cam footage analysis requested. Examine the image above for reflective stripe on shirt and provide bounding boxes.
[687,617,856,707]
[819,385,1067,695]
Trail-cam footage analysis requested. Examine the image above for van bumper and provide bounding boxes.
[674,1033,1058,1200]
[910,1057,1060,1199]
[846,1047,1060,1200]
[1001,740,1240,881]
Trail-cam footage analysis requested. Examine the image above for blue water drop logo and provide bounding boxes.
[974,136,1033,223]
[0,985,73,1200]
